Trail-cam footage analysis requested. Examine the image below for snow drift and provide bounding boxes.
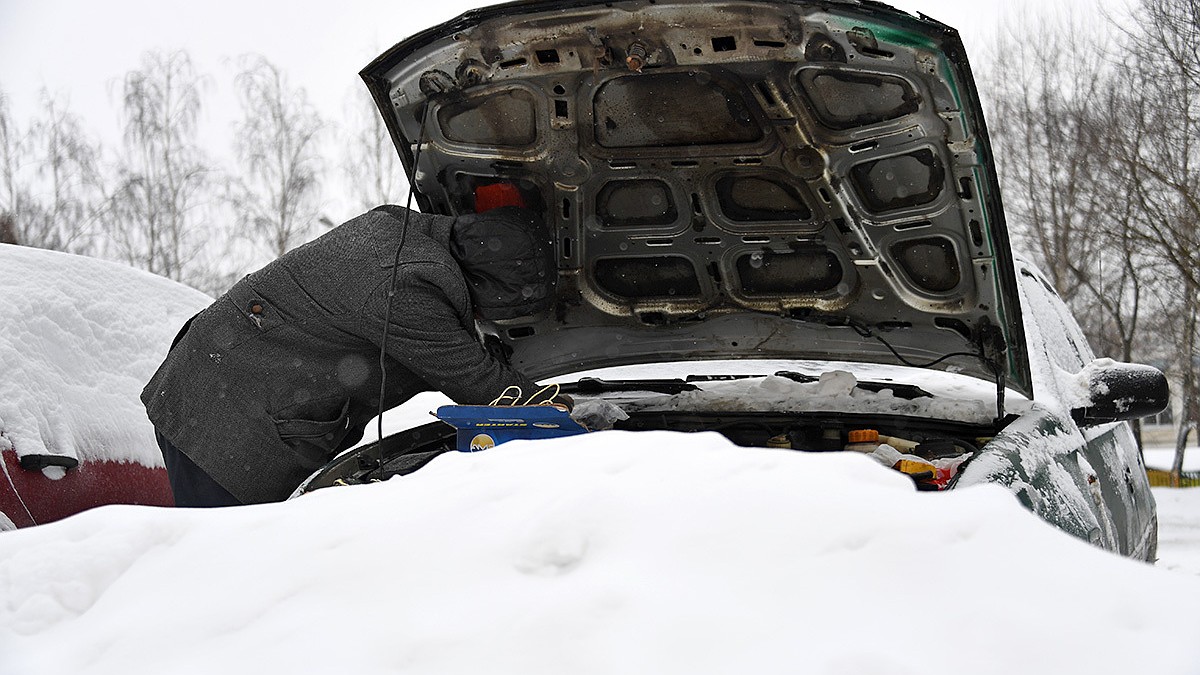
[2,430,1199,674]
[0,244,212,467]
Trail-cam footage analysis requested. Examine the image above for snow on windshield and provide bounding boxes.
[555,359,1029,424]
[2,431,1198,673]
[617,370,1000,422]
[0,244,212,467]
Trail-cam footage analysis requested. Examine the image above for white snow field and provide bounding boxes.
[1154,487,1200,578]
[3,431,1200,675]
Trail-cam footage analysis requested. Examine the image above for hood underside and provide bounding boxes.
[363,0,1032,402]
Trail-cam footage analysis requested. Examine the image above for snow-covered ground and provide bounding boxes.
[1145,445,1200,472]
[3,432,1200,675]
[1154,487,1200,577]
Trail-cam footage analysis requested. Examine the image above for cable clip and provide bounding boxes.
[488,383,562,407]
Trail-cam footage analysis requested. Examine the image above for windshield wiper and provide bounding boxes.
[564,372,934,401]
[561,377,701,395]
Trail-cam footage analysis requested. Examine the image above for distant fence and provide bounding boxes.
[1140,424,1196,487]
[1146,469,1200,488]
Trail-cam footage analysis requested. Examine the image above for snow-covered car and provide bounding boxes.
[296,0,1168,559]
[0,244,212,529]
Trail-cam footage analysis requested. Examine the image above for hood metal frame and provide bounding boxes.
[361,0,1032,406]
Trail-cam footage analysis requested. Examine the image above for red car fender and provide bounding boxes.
[1,448,173,527]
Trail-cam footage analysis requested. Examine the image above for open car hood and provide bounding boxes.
[363,0,1032,404]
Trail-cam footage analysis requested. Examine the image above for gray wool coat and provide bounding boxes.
[141,207,543,504]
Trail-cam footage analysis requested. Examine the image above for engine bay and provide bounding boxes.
[612,409,989,490]
[296,408,992,497]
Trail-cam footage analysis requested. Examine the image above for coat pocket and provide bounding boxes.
[272,398,353,469]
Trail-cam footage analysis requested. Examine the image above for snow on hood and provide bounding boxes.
[554,358,1031,424]
[2,431,1198,674]
[619,370,998,422]
[0,244,212,467]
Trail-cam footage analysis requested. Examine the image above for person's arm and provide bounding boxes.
[361,262,545,406]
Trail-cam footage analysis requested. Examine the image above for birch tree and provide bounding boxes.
[341,86,407,212]
[983,14,1151,365]
[0,90,102,253]
[104,51,213,281]
[1107,0,1200,477]
[230,55,325,257]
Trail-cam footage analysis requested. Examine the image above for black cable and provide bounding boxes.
[849,319,1010,422]
[847,320,993,372]
[373,103,433,481]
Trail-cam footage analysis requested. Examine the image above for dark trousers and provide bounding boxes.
[156,432,242,507]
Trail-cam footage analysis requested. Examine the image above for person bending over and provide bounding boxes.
[142,205,564,506]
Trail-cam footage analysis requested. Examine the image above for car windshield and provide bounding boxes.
[557,361,1012,423]
[359,359,1028,450]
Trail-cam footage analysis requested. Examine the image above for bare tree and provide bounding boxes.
[1069,61,1162,366]
[230,55,325,257]
[0,89,102,253]
[103,51,213,282]
[980,12,1181,453]
[340,86,407,213]
[1105,0,1200,480]
[0,89,22,243]
[26,92,103,252]
[983,14,1154,363]
[984,13,1112,300]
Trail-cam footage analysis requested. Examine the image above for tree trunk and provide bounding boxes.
[1172,418,1193,487]
[0,213,17,245]
[1172,300,1199,485]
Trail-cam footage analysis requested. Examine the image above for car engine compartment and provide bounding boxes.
[612,409,988,490]
[295,408,992,496]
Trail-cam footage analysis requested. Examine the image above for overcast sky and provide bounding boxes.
[0,0,1124,218]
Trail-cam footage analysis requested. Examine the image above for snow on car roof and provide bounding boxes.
[0,244,212,467]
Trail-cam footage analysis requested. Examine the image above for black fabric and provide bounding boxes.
[449,207,557,320]
[157,432,242,507]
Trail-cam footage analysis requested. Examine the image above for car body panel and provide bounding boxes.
[949,258,1157,558]
[1,448,172,526]
[360,0,1032,403]
[954,408,1155,559]
[0,457,35,529]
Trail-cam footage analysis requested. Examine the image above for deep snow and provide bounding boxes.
[3,432,1200,675]
[1154,487,1200,577]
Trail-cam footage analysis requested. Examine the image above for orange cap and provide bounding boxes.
[848,429,879,443]
[474,182,526,212]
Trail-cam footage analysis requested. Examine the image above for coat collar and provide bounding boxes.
[371,206,456,268]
